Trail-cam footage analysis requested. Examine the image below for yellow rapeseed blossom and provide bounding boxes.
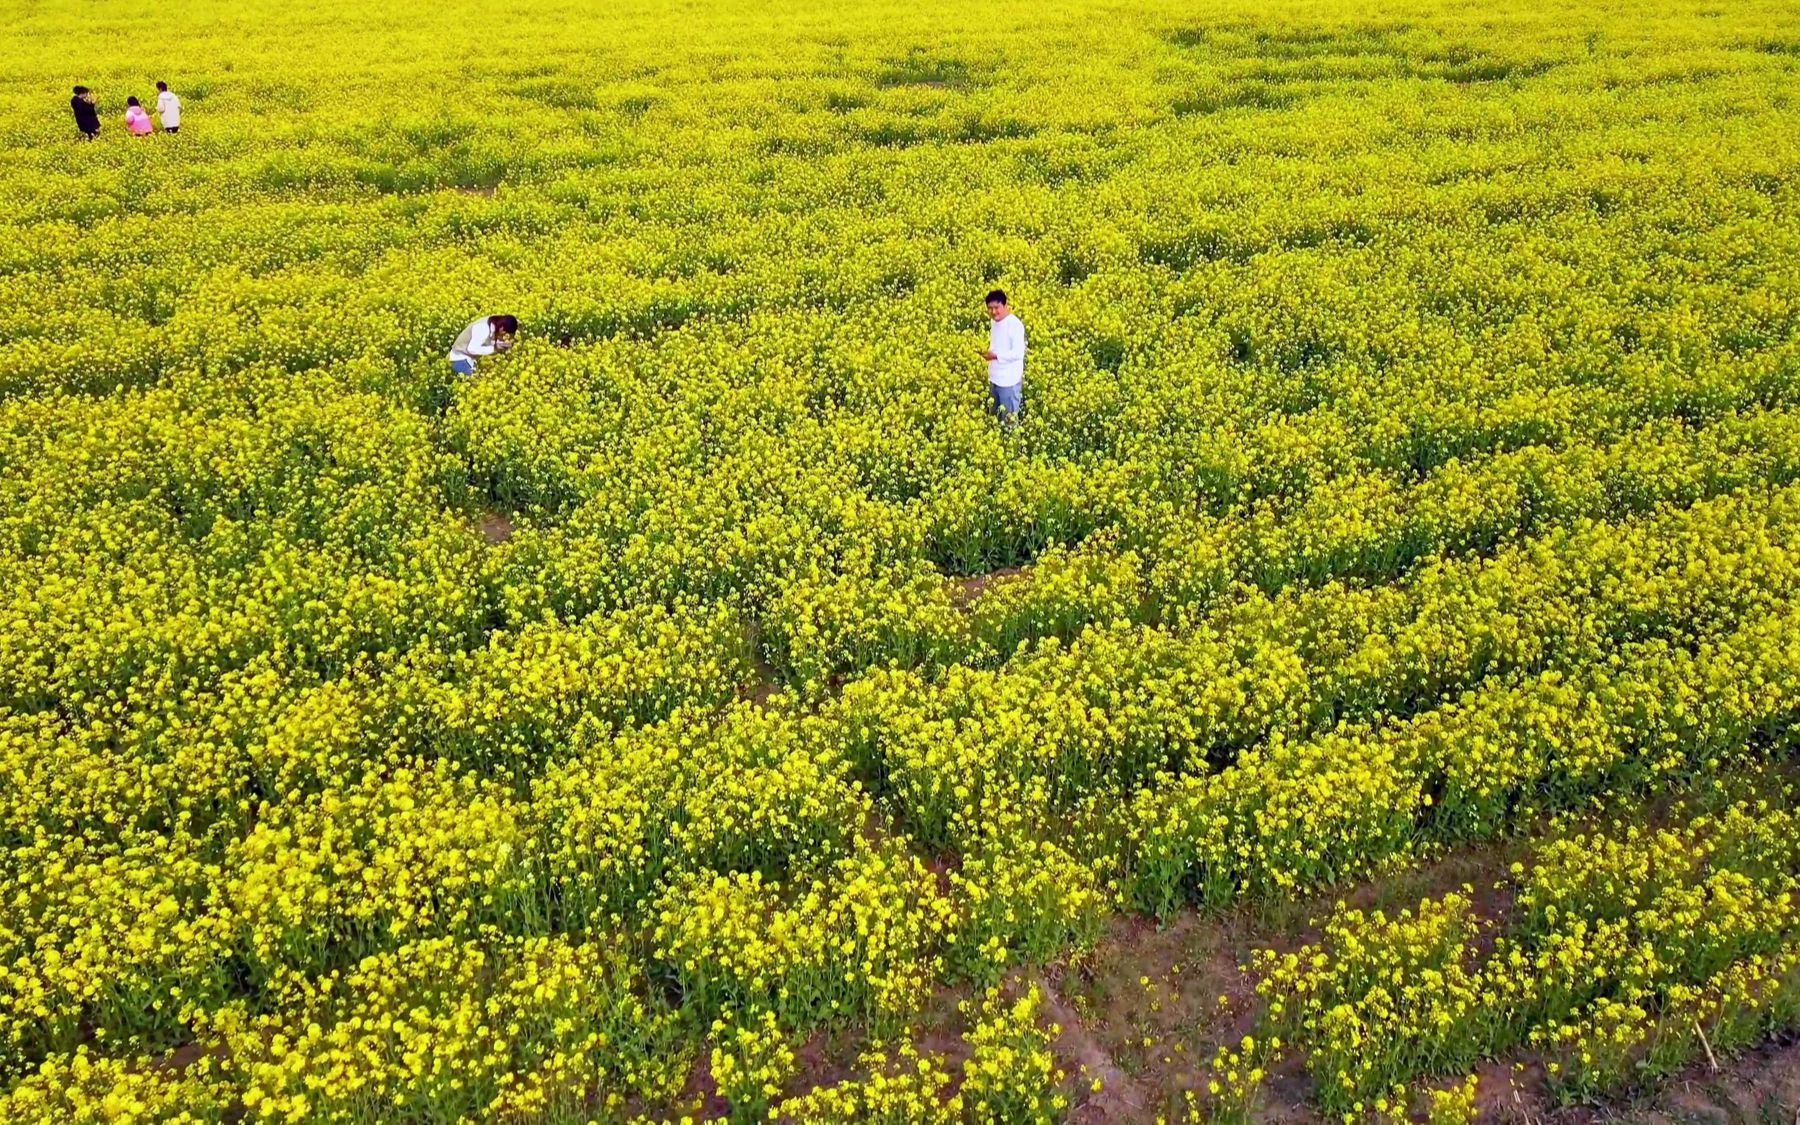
[4,0,1800,1114]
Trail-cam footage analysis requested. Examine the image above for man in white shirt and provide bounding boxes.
[155,82,181,133]
[448,314,518,376]
[981,289,1026,425]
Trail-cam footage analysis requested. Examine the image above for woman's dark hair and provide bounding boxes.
[491,315,519,335]
[156,81,168,91]
[73,86,89,95]
[128,96,141,107]
[985,289,1008,305]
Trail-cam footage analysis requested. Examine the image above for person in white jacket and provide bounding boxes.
[448,314,518,375]
[981,289,1026,425]
[155,82,181,133]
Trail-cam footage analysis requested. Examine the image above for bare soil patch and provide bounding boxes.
[1038,970,1153,1121]
[787,1023,874,1103]
[739,618,785,708]
[1469,1035,1800,1124]
[950,565,1027,605]
[147,1039,214,1073]
[1632,1035,1800,1124]
[477,509,514,544]
[743,666,783,708]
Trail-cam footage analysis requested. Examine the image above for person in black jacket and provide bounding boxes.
[71,87,100,140]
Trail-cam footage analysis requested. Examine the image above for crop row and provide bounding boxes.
[1236,793,1800,1116]
[764,406,1800,689]
[832,482,1800,852]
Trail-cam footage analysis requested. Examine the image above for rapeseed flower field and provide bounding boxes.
[3,0,1799,1116]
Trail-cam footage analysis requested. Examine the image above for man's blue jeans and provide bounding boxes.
[450,357,477,376]
[988,381,1022,419]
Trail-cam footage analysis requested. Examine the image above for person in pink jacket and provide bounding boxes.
[124,96,154,136]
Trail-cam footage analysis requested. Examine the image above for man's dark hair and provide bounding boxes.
[491,315,519,335]
[985,289,1008,306]
[73,86,89,95]
[156,81,168,91]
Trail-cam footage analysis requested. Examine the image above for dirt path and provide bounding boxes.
[738,618,785,708]
[1037,972,1153,1121]
[1632,1034,1800,1124]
